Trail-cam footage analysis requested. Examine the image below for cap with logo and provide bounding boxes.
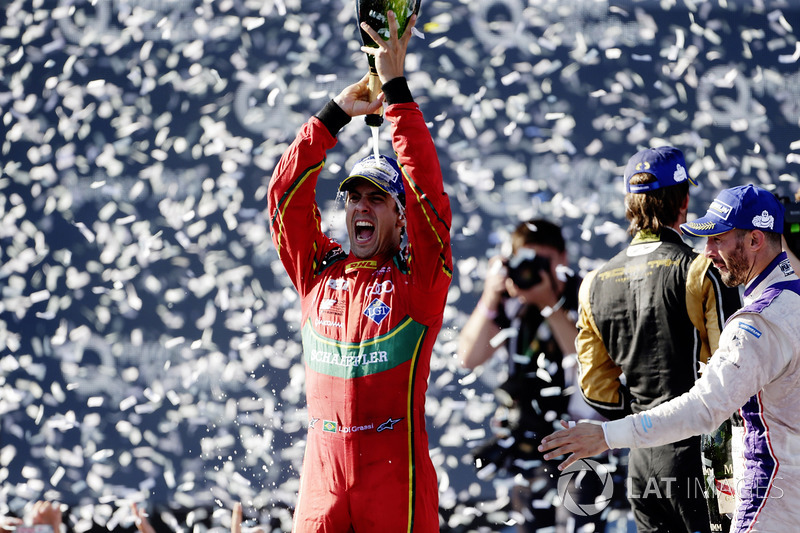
[680,184,785,237]
[624,146,697,193]
[339,155,405,206]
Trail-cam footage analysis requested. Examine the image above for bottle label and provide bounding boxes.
[716,478,736,514]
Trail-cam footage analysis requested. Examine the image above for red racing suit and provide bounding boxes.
[268,80,452,533]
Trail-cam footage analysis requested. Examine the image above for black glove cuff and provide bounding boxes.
[382,77,413,105]
[316,100,351,137]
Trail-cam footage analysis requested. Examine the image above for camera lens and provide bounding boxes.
[507,251,550,289]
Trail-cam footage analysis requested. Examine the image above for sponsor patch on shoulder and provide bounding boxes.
[641,414,653,433]
[738,322,762,339]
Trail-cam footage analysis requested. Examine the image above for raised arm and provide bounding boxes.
[359,11,417,87]
[457,257,506,369]
[365,10,452,299]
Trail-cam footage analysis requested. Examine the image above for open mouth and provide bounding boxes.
[355,220,375,243]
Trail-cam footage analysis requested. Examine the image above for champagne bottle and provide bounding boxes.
[356,0,421,127]
[701,416,736,532]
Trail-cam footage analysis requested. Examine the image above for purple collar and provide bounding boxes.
[743,251,789,298]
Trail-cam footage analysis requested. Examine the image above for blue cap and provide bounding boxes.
[681,184,785,237]
[624,146,696,193]
[339,155,405,205]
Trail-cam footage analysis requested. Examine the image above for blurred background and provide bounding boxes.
[1,0,799,531]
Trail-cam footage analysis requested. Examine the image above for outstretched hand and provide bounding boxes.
[538,420,610,471]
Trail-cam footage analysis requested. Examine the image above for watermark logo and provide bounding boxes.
[557,459,614,516]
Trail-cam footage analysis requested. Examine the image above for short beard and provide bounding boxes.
[720,234,751,287]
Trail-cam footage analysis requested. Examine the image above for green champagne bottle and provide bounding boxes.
[701,415,737,532]
[356,0,421,127]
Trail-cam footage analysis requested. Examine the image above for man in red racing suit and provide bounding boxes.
[268,12,451,533]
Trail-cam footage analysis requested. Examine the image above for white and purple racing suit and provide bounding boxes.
[604,252,800,532]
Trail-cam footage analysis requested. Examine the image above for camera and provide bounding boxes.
[780,197,800,258]
[505,248,551,289]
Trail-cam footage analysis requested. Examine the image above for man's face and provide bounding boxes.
[345,180,404,259]
[705,229,752,287]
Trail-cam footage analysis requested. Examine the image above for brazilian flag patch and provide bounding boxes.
[323,420,338,433]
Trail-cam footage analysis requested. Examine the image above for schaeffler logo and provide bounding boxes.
[557,459,614,516]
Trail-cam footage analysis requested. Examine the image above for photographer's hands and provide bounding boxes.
[480,256,507,311]
[457,255,506,368]
[505,264,561,311]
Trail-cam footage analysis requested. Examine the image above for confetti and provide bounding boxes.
[1,0,798,531]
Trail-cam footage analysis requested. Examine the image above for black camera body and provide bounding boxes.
[781,198,800,258]
[506,249,551,289]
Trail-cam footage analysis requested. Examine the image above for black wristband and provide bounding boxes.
[316,100,351,137]
[382,77,413,106]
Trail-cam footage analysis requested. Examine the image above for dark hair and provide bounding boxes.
[625,173,690,235]
[763,229,783,249]
[510,219,565,254]
[733,228,782,252]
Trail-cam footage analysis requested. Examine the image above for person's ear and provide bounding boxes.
[750,230,765,250]
[681,193,690,212]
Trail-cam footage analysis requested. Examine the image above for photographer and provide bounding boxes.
[457,219,606,533]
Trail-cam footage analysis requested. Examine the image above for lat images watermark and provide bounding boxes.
[557,459,615,516]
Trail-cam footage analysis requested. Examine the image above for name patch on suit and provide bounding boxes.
[302,317,427,379]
